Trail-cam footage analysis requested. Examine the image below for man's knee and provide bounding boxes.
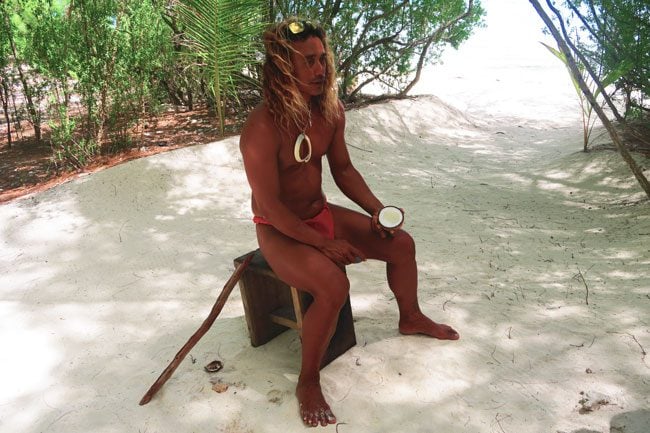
[392,230,416,260]
[309,268,349,311]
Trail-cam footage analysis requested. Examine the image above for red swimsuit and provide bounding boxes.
[253,203,335,240]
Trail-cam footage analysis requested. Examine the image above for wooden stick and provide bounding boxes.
[139,253,254,405]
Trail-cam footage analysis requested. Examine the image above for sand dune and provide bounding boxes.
[1,88,649,433]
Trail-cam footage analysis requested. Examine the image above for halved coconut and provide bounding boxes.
[378,206,404,229]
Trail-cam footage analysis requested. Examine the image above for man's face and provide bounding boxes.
[290,36,327,98]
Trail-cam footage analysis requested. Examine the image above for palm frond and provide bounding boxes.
[175,0,267,133]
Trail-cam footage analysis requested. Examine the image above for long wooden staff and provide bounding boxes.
[139,252,254,405]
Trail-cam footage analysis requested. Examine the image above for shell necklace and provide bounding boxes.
[294,109,312,163]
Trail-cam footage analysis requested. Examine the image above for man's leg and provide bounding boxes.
[329,204,459,340]
[257,224,348,427]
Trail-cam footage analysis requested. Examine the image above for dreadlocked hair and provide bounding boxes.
[262,18,340,135]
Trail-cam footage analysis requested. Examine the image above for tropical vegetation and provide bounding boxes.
[0,0,483,171]
[2,0,648,198]
[530,0,650,197]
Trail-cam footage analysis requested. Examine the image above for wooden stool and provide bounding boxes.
[234,249,356,368]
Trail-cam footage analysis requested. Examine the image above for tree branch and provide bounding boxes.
[546,0,623,121]
[529,0,650,198]
[400,0,476,96]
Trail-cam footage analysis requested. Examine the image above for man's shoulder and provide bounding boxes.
[334,99,346,127]
[243,104,277,134]
[241,103,280,151]
[246,103,273,124]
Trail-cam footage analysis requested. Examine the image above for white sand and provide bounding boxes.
[2,4,650,432]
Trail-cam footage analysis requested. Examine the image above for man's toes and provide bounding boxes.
[302,411,317,427]
[326,409,337,424]
[318,409,327,426]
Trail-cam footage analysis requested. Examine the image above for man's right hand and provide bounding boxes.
[317,239,366,266]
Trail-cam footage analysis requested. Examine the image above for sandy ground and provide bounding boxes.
[2,2,650,432]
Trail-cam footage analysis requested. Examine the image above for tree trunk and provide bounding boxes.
[161,79,183,107]
[187,88,193,111]
[399,0,476,98]
[545,0,624,123]
[3,9,41,142]
[1,77,12,148]
[267,0,274,21]
[9,78,22,140]
[529,0,650,199]
[95,6,123,148]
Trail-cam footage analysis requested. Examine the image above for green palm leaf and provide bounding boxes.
[175,0,266,133]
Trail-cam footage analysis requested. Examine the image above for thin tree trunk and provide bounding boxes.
[76,2,97,141]
[400,0,475,97]
[529,0,650,199]
[212,7,224,135]
[3,9,41,142]
[582,107,589,152]
[268,0,274,21]
[1,77,12,148]
[187,88,193,111]
[161,79,183,107]
[545,0,624,122]
[9,77,22,140]
[96,6,123,148]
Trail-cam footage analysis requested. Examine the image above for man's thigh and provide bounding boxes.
[256,223,346,294]
[328,204,414,263]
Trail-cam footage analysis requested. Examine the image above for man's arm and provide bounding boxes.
[327,101,384,216]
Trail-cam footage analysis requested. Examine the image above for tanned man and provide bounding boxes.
[239,18,459,428]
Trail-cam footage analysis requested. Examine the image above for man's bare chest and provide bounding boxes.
[277,122,334,171]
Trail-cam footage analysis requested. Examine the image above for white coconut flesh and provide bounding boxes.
[378,206,403,229]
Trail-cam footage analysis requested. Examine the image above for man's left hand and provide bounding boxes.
[371,210,396,238]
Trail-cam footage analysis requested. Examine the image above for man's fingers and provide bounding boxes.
[352,246,367,262]
[370,214,382,234]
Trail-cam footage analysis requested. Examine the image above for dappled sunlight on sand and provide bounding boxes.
[0,303,62,400]
[3,1,630,429]
[144,137,251,219]
[1,91,648,432]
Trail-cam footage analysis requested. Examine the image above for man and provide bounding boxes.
[239,18,459,428]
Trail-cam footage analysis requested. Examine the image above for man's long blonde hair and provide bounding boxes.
[262,19,339,135]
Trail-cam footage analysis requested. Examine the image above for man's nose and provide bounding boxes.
[313,60,324,76]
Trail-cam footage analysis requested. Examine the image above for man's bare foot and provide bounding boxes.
[296,378,337,427]
[399,311,460,340]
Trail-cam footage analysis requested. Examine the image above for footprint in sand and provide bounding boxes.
[267,389,288,404]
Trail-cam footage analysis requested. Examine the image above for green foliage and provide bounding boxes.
[2,0,484,169]
[532,0,650,198]
[2,0,46,141]
[0,3,14,145]
[49,106,100,170]
[4,0,177,165]
[542,41,622,150]
[561,0,650,117]
[51,137,100,170]
[0,5,12,69]
[272,0,485,101]
[173,0,266,134]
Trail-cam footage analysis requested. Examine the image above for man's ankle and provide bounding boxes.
[298,372,320,384]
